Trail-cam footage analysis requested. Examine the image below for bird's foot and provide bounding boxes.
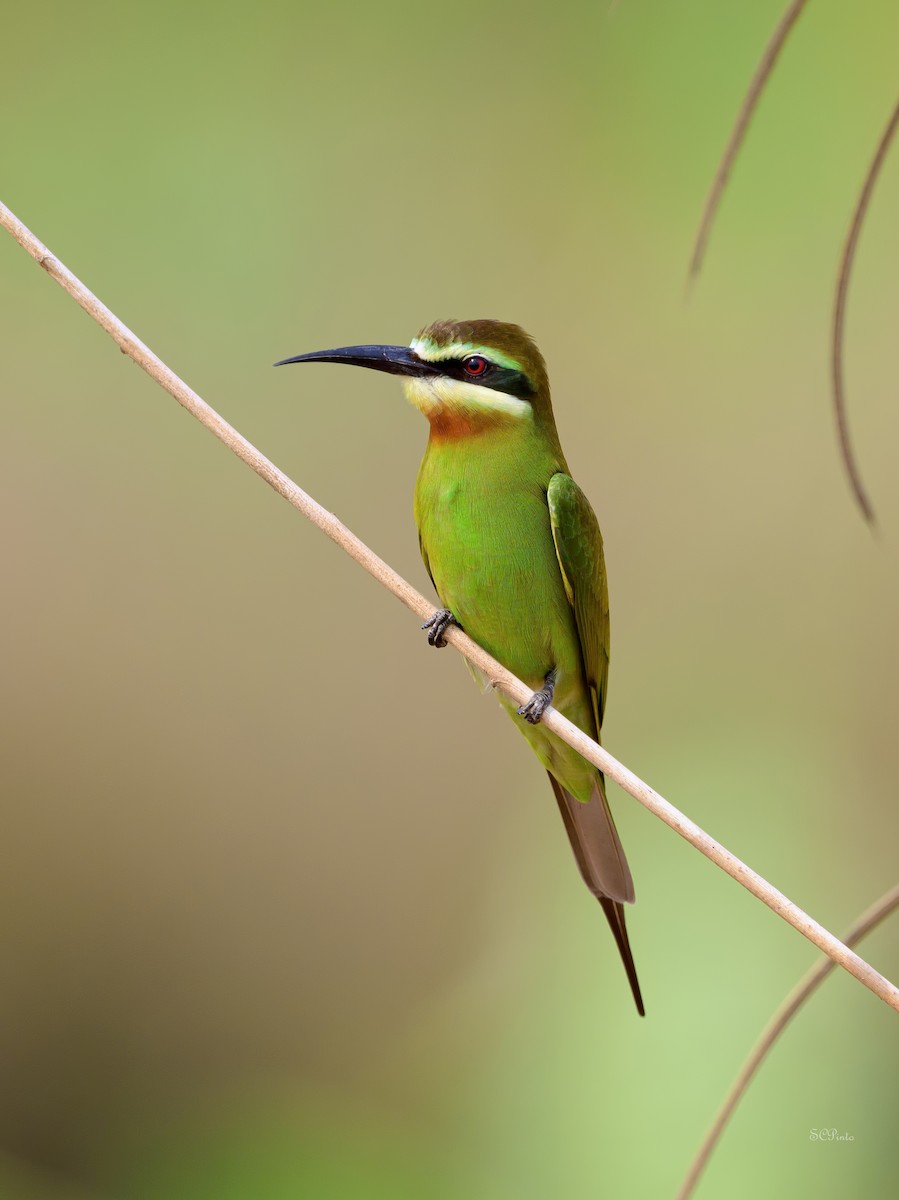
[518,670,557,725]
[421,608,458,648]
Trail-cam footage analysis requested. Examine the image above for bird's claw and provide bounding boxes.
[421,608,458,648]
[518,671,557,724]
[518,690,552,724]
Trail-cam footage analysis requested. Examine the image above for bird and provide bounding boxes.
[276,319,643,1015]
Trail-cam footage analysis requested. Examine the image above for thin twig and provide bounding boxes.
[677,882,899,1199]
[1,198,897,1012]
[831,93,899,526]
[688,0,810,282]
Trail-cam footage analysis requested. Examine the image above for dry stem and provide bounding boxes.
[688,0,809,281]
[689,0,899,525]
[831,94,899,526]
[677,882,899,1199]
[1,198,897,1013]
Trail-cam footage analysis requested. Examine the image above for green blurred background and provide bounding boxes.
[2,1,898,1195]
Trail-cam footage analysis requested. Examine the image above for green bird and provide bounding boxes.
[276,319,643,1015]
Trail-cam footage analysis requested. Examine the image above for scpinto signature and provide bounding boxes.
[809,1128,855,1142]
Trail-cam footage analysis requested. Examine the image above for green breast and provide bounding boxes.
[415,430,576,688]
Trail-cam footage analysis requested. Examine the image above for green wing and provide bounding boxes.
[547,473,610,734]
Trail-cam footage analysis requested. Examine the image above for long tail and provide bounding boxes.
[547,772,645,1017]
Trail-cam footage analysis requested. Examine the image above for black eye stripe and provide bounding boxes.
[440,357,535,401]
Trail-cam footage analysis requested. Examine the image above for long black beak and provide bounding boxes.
[273,344,440,378]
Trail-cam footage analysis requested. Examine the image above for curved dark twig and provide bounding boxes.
[832,94,899,526]
[689,0,810,281]
[676,882,899,1200]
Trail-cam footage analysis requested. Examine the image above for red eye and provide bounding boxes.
[462,355,488,377]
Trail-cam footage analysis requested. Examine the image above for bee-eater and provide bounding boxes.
[276,319,643,1015]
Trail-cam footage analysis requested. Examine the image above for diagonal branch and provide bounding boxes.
[677,882,899,1199]
[688,0,810,282]
[1,198,897,1013]
[831,93,899,526]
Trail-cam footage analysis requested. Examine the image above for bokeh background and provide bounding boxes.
[2,1,898,1196]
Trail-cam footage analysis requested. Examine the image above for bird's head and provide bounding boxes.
[276,318,557,441]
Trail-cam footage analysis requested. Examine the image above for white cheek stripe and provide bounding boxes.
[403,375,531,421]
